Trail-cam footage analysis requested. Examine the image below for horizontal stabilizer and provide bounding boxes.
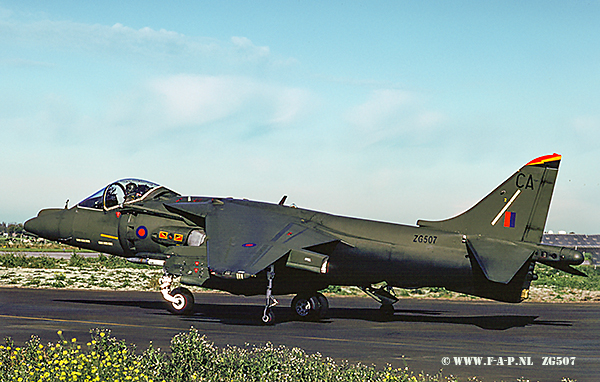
[466,237,534,284]
[544,263,588,277]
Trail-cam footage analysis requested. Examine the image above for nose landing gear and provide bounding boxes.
[160,274,195,315]
[262,265,278,324]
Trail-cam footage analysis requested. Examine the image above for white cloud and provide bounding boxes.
[231,36,270,59]
[2,72,314,155]
[0,18,215,58]
[347,89,413,132]
[345,89,447,145]
[572,115,600,136]
[0,16,278,65]
[149,75,254,127]
[0,58,54,67]
[268,87,312,125]
[145,74,312,130]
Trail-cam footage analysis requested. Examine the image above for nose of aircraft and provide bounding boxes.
[24,208,73,242]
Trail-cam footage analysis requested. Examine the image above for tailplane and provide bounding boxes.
[417,154,561,243]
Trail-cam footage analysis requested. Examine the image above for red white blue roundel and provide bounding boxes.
[242,243,256,247]
[136,226,148,239]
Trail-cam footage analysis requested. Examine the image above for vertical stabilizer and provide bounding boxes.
[417,154,561,243]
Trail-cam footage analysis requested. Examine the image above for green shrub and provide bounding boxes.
[533,264,600,291]
[68,253,86,268]
[0,328,464,382]
[0,253,60,269]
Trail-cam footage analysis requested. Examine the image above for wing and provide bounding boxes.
[165,200,339,277]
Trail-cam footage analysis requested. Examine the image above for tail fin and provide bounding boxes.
[417,154,561,243]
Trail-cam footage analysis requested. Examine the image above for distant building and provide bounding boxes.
[542,233,600,265]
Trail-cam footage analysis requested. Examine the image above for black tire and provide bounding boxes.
[291,294,312,319]
[291,293,328,320]
[315,292,329,319]
[262,311,275,325]
[167,287,195,315]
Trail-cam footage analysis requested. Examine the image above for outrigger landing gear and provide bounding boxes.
[261,265,278,324]
[160,274,195,315]
[360,283,398,317]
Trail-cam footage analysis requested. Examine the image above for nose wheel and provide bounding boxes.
[160,275,195,315]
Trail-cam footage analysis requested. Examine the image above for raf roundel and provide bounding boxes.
[136,226,148,239]
[242,243,257,248]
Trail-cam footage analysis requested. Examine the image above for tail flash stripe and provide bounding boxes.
[491,189,521,226]
[525,153,561,167]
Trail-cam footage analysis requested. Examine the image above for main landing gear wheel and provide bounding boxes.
[167,287,195,315]
[291,292,329,321]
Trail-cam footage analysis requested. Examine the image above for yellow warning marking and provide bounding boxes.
[100,234,118,240]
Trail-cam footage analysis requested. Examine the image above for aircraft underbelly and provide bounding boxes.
[324,227,472,287]
[387,245,472,287]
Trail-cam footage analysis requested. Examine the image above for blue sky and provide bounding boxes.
[1,1,599,233]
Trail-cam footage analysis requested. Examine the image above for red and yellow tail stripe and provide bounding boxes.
[525,153,561,167]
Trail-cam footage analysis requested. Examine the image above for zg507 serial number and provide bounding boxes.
[413,235,437,244]
[542,357,576,366]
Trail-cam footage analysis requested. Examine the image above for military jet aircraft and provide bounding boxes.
[24,154,585,323]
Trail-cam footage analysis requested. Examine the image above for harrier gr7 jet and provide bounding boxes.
[25,154,585,323]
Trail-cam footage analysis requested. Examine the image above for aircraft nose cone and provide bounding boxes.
[24,216,43,236]
[24,208,72,241]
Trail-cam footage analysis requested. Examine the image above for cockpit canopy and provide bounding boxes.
[78,179,178,210]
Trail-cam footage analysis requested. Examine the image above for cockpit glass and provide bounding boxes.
[78,188,105,209]
[120,179,160,203]
[77,179,162,210]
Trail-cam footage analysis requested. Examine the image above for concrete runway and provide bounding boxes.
[1,287,598,381]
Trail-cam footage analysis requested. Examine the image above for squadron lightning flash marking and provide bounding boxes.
[25,155,585,324]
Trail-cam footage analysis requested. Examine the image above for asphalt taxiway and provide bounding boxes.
[1,287,598,381]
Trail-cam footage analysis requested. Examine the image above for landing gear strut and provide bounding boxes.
[160,274,195,315]
[262,265,278,324]
[360,283,398,317]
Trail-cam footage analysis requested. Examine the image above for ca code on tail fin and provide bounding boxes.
[417,154,561,244]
